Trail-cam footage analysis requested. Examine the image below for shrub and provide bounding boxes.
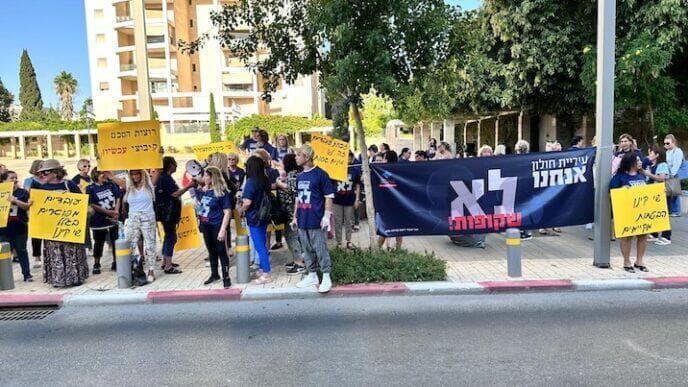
[329,247,446,285]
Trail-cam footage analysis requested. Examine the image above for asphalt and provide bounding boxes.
[2,289,688,386]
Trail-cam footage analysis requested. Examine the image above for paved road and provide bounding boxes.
[3,290,688,386]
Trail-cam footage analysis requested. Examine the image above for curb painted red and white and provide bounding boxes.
[2,277,688,307]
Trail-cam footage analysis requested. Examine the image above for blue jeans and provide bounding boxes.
[161,221,177,257]
[249,224,270,273]
[669,196,681,215]
[0,230,31,279]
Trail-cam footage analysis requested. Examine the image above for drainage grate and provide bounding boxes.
[0,306,58,321]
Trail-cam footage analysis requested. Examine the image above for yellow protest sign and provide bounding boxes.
[29,189,89,243]
[97,120,163,171]
[78,179,90,193]
[611,183,671,238]
[311,133,348,181]
[158,204,202,251]
[193,141,240,162]
[0,182,13,228]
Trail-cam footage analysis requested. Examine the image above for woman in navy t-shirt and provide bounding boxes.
[239,156,272,284]
[86,168,121,275]
[610,152,648,273]
[0,170,32,281]
[196,166,234,288]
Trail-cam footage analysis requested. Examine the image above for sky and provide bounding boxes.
[0,0,481,113]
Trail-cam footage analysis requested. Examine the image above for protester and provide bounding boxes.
[293,145,335,293]
[377,151,404,250]
[612,133,643,174]
[642,145,672,245]
[552,141,562,151]
[277,153,306,274]
[427,138,438,159]
[664,134,684,217]
[23,159,43,269]
[257,129,278,161]
[332,152,361,249]
[435,142,453,160]
[539,142,562,236]
[367,144,378,163]
[0,171,32,281]
[227,152,246,188]
[86,168,121,274]
[31,159,89,287]
[207,152,239,251]
[478,145,493,157]
[156,156,192,274]
[239,156,272,284]
[610,152,648,273]
[72,159,93,252]
[399,147,411,162]
[379,143,391,158]
[196,166,233,288]
[123,169,158,282]
[255,149,286,250]
[514,140,533,240]
[570,135,585,149]
[0,163,6,175]
[275,134,293,163]
[494,144,506,156]
[240,126,260,153]
[414,150,427,161]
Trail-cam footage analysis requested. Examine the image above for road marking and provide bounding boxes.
[624,339,688,365]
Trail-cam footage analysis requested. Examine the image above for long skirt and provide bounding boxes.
[43,240,89,287]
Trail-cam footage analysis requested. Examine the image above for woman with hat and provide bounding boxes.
[30,159,89,287]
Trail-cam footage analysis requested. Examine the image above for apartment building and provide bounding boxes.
[84,0,326,133]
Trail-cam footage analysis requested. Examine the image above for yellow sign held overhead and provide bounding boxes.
[0,182,13,228]
[29,189,89,243]
[193,141,240,162]
[97,120,163,171]
[310,133,348,181]
[158,204,202,251]
[611,183,671,238]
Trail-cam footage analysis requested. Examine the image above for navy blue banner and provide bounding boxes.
[370,148,596,237]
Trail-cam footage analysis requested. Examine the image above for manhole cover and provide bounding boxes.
[0,306,58,321]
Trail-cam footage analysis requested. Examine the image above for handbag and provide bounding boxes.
[665,176,682,197]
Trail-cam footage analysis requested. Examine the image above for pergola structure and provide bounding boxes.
[0,129,97,160]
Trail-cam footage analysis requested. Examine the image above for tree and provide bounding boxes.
[19,49,43,119]
[79,97,93,121]
[360,93,397,137]
[209,93,221,142]
[226,114,332,143]
[53,71,78,121]
[0,78,13,122]
[181,0,457,248]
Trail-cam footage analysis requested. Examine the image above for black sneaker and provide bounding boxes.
[204,275,220,285]
[520,232,533,241]
[223,278,232,288]
[270,243,283,250]
[284,262,296,269]
[286,264,306,275]
[24,275,34,282]
[12,257,20,263]
[111,262,117,271]
[92,264,101,275]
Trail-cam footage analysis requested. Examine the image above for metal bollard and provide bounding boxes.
[115,239,132,289]
[506,228,522,277]
[0,242,15,290]
[235,235,250,284]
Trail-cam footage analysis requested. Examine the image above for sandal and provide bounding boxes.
[252,274,272,285]
[164,267,183,274]
[623,266,635,273]
[633,264,649,272]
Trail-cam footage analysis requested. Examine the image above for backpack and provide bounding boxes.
[256,189,290,225]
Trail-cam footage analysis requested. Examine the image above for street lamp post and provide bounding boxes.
[593,0,616,268]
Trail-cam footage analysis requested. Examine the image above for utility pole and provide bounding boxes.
[593,0,616,268]
[132,0,152,120]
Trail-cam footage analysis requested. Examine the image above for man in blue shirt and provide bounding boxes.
[293,145,335,293]
[240,127,261,153]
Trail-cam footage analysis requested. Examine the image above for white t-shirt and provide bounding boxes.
[127,187,154,215]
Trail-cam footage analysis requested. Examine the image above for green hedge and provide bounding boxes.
[329,247,447,285]
[225,114,332,143]
[0,119,117,133]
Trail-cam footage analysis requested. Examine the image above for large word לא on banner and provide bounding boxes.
[371,148,596,237]
[97,120,163,171]
[193,141,240,162]
[0,182,13,228]
[611,183,670,238]
[157,204,202,251]
[29,189,89,243]
[310,133,348,181]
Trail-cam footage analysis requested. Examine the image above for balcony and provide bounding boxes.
[116,45,135,53]
[114,15,134,30]
[118,63,137,79]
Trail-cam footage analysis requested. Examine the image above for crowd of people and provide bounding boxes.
[0,128,683,289]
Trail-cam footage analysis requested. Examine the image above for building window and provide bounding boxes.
[96,34,106,43]
[189,19,194,28]
[188,0,192,5]
[97,58,107,68]
[192,64,196,72]
[94,9,104,18]
[99,82,109,91]
[193,85,198,91]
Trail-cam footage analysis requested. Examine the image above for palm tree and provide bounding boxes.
[53,71,78,120]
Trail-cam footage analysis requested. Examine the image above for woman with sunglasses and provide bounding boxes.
[664,134,684,217]
[86,167,122,274]
[31,159,89,287]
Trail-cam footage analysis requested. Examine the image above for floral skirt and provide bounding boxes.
[43,240,89,287]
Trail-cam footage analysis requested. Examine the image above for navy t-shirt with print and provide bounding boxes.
[296,166,335,229]
[241,138,258,152]
[260,142,279,160]
[0,187,30,235]
[241,178,267,227]
[155,173,178,205]
[276,148,289,162]
[229,167,246,188]
[87,182,122,229]
[609,172,646,190]
[332,166,361,207]
[196,189,233,225]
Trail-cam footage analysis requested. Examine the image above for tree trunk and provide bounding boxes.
[647,96,656,145]
[350,101,379,250]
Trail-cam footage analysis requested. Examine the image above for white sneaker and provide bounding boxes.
[659,237,672,245]
[33,259,42,269]
[318,273,332,293]
[646,235,657,242]
[296,272,319,288]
